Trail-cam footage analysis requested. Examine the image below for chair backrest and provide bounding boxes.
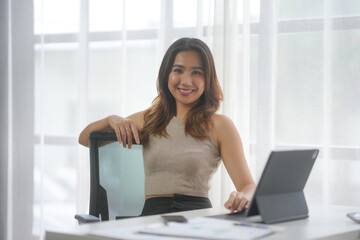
[89,131,144,221]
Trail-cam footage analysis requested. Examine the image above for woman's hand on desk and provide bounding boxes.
[107,115,140,148]
[224,187,255,213]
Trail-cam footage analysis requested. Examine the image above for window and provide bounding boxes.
[31,0,360,238]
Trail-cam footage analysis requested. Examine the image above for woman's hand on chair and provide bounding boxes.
[107,115,140,148]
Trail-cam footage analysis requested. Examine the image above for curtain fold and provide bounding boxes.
[0,96,9,240]
[5,0,35,240]
[256,0,278,175]
[0,1,9,239]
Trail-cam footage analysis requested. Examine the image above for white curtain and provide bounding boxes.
[2,0,360,239]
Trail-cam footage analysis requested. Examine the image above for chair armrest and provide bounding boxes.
[74,214,100,224]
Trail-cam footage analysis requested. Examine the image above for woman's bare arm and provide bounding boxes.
[211,114,256,213]
[78,111,145,148]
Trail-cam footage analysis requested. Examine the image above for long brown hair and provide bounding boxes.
[141,37,223,147]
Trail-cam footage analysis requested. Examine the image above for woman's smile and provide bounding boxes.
[178,88,195,96]
[168,50,205,114]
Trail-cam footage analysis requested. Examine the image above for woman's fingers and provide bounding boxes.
[236,197,248,212]
[120,124,137,149]
[119,125,128,148]
[225,191,250,213]
[130,122,140,144]
[224,191,237,213]
[108,115,124,145]
[231,192,244,212]
[114,125,122,145]
[108,116,139,148]
[125,127,133,149]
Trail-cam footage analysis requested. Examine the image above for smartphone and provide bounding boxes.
[347,212,360,224]
[161,215,188,224]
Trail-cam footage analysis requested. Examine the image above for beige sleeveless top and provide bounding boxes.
[142,117,221,198]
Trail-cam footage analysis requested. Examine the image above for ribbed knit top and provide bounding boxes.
[142,117,221,198]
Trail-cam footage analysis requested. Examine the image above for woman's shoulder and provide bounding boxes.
[211,114,236,146]
[211,114,234,129]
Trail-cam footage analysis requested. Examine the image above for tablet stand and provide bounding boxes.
[253,191,309,224]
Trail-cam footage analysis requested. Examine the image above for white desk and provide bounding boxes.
[46,203,360,240]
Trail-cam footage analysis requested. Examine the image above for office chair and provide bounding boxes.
[75,131,145,224]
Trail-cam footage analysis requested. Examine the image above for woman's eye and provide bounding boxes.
[193,71,202,75]
[174,68,183,73]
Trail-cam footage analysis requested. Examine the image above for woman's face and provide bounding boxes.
[168,50,205,113]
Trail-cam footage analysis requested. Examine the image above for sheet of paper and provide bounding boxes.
[89,223,197,240]
[89,217,276,240]
[139,217,274,240]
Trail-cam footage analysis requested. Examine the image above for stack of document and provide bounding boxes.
[90,217,279,240]
[140,217,273,239]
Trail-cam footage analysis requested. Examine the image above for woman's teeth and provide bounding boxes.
[179,88,193,93]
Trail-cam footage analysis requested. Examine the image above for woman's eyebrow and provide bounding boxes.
[172,64,204,70]
[192,66,204,71]
[172,64,185,68]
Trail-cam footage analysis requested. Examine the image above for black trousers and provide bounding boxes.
[140,194,212,216]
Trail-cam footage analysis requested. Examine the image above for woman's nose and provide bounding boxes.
[180,72,192,85]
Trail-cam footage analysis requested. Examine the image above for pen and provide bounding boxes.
[233,222,270,229]
[234,222,286,233]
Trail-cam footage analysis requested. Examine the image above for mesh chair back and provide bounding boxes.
[89,132,144,220]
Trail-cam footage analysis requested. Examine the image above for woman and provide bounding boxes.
[79,37,256,216]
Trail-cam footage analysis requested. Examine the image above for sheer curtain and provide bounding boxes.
[2,0,360,239]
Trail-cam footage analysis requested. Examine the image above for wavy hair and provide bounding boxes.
[141,37,223,147]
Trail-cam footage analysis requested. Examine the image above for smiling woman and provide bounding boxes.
[79,37,256,216]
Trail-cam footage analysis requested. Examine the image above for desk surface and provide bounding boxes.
[46,203,360,240]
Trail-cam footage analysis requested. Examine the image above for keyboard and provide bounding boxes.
[208,210,247,221]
